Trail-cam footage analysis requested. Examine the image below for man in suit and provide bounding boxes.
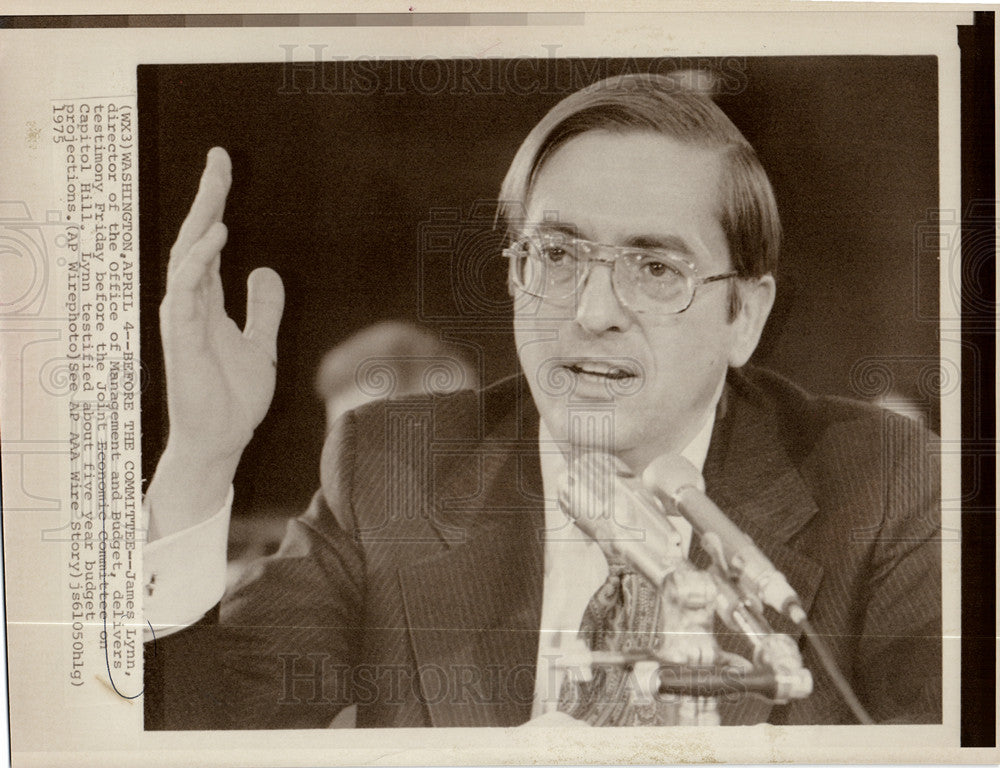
[143,75,941,728]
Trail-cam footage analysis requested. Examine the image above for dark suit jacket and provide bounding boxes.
[144,366,941,729]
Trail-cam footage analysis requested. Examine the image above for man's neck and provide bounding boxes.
[538,373,726,475]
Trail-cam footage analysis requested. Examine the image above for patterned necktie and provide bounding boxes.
[557,558,677,726]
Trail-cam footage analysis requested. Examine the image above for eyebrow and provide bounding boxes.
[531,222,696,256]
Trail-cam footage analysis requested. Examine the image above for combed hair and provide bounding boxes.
[498,73,781,299]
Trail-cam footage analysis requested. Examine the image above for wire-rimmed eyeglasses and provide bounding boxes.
[503,231,738,316]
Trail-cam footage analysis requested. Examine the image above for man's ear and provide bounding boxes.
[728,274,776,367]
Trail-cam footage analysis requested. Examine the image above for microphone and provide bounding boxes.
[642,454,807,625]
[557,451,685,587]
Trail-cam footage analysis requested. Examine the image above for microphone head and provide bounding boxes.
[558,451,666,540]
[557,451,631,538]
[641,453,705,502]
[558,451,684,584]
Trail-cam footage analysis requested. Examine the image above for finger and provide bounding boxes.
[167,221,228,293]
[168,147,232,277]
[244,267,285,361]
[715,650,754,671]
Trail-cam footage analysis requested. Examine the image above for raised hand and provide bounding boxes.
[147,148,284,539]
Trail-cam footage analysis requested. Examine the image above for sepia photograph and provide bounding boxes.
[0,5,992,766]
[139,56,942,729]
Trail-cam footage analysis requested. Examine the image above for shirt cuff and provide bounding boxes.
[143,487,232,641]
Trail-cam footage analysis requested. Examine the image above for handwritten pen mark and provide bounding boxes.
[98,440,143,700]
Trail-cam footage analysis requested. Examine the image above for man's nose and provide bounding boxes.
[574,263,632,335]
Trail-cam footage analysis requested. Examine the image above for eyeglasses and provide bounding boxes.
[503,231,738,316]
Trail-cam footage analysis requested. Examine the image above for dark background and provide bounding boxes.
[138,56,939,517]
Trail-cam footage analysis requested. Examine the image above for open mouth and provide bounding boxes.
[565,363,637,381]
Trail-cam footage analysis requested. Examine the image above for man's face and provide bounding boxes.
[513,130,773,471]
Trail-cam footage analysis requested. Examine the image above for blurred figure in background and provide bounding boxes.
[315,320,480,431]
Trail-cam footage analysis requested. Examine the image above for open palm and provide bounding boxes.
[159,147,284,464]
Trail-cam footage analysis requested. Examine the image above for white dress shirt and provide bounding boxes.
[529,401,718,717]
[143,486,232,639]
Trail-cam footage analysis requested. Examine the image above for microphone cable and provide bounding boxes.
[797,615,875,725]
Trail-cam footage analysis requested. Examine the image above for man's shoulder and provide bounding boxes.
[315,373,537,540]
[343,372,531,440]
[732,364,935,443]
[728,365,939,501]
[319,374,533,498]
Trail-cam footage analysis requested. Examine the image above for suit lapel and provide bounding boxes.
[695,371,826,725]
[397,379,544,727]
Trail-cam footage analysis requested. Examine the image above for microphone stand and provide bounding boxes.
[554,560,813,724]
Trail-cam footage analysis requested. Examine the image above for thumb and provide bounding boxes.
[244,267,285,361]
